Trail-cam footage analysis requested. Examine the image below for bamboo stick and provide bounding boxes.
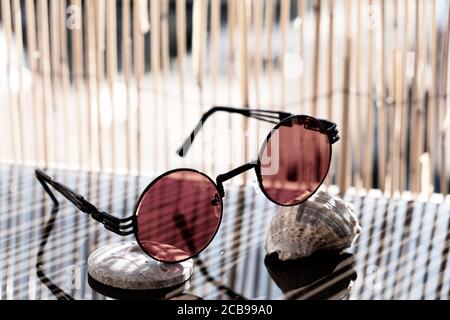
[176,0,187,139]
[0,11,4,165]
[133,0,146,174]
[327,0,334,120]
[417,0,433,195]
[411,0,420,192]
[391,0,402,193]
[95,0,106,171]
[12,0,26,163]
[106,0,117,171]
[37,0,52,166]
[410,0,424,193]
[280,0,290,109]
[227,0,236,170]
[211,0,220,104]
[416,0,427,195]
[428,0,438,192]
[161,1,171,167]
[392,49,402,194]
[49,1,60,103]
[323,0,334,186]
[50,0,61,163]
[192,0,202,87]
[339,0,352,194]
[71,0,85,169]
[151,0,161,172]
[238,0,249,177]
[297,0,306,114]
[353,0,361,189]
[24,0,40,164]
[264,0,275,107]
[399,0,410,192]
[252,0,263,174]
[161,0,170,170]
[227,0,236,106]
[85,0,97,171]
[238,0,249,108]
[387,1,399,194]
[59,0,71,167]
[439,3,450,195]
[122,0,132,173]
[192,0,208,172]
[378,0,386,191]
[1,0,20,163]
[253,0,262,108]
[2,3,24,164]
[311,0,321,117]
[364,0,375,190]
[192,0,207,110]
[150,0,161,93]
[210,0,221,174]
[440,114,449,195]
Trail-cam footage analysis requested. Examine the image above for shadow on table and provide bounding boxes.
[36,206,74,300]
[264,251,357,300]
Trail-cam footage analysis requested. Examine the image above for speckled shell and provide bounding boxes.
[265,191,361,261]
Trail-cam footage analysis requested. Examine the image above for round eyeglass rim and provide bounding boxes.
[255,114,333,207]
[132,168,224,264]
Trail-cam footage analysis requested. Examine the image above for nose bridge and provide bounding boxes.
[216,161,257,197]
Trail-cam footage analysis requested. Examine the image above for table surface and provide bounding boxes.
[1,164,450,300]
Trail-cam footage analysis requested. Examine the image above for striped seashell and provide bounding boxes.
[265,191,361,261]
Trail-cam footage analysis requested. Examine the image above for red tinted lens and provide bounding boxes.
[259,116,331,206]
[135,170,222,263]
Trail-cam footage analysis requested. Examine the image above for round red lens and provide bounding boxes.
[259,116,331,206]
[135,170,222,263]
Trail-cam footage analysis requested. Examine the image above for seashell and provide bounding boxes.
[265,191,361,261]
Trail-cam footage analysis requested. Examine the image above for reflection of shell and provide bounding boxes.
[265,191,361,261]
[264,251,357,300]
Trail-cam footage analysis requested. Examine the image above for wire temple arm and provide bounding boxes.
[317,118,340,144]
[177,106,340,157]
[35,169,134,236]
[176,106,292,157]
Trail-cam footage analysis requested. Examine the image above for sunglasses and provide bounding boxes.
[35,106,339,264]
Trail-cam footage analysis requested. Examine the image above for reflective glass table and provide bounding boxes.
[1,164,449,300]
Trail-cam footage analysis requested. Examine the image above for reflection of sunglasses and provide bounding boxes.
[37,205,244,300]
[35,106,339,264]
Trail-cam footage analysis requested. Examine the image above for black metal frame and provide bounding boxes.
[35,106,339,263]
[180,106,339,206]
[176,106,339,157]
[132,168,224,263]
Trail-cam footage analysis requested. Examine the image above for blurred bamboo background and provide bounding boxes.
[0,0,449,196]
